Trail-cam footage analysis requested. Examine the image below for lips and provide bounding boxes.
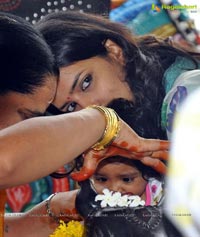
[122,192,134,196]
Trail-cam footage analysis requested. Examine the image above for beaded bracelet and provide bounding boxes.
[88,105,121,151]
[45,193,60,224]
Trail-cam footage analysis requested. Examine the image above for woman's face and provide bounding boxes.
[52,41,133,113]
[0,76,57,129]
[91,162,147,200]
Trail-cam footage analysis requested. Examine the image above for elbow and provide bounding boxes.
[0,159,16,188]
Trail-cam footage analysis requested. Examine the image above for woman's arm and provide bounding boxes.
[0,108,106,188]
[4,191,79,237]
[0,107,169,189]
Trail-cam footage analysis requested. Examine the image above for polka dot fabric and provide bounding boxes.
[0,0,110,24]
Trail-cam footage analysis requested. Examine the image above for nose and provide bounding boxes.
[73,94,100,110]
[109,182,124,193]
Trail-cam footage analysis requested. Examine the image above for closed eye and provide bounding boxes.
[18,110,44,120]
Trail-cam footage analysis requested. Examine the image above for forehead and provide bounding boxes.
[0,78,57,115]
[59,56,109,76]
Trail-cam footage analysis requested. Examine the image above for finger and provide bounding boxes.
[71,146,139,181]
[158,140,170,150]
[141,157,167,174]
[113,139,170,153]
[139,139,170,152]
[70,166,95,181]
[127,150,168,160]
[70,150,102,181]
[88,146,134,160]
[151,150,168,161]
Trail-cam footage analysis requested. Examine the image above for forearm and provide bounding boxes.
[0,108,105,188]
[4,190,79,237]
[4,203,56,237]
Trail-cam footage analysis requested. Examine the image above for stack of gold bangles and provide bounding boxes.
[87,105,121,151]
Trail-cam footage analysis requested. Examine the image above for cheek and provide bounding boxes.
[0,115,21,130]
[74,93,102,108]
[0,103,22,129]
[92,182,105,194]
[128,180,147,195]
[91,89,112,105]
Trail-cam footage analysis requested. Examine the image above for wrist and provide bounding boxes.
[87,105,121,150]
[45,193,60,224]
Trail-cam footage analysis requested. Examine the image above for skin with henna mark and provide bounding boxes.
[70,137,168,181]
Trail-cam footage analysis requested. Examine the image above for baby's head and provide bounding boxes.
[90,156,162,199]
[76,156,165,237]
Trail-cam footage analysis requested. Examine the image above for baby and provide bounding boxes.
[50,156,165,237]
[91,156,164,206]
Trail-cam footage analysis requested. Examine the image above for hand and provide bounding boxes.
[70,119,169,181]
[50,190,82,222]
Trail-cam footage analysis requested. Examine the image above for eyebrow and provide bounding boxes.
[119,173,139,177]
[59,70,84,110]
[70,71,83,93]
[118,172,140,178]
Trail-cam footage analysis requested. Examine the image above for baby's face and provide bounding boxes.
[91,162,147,200]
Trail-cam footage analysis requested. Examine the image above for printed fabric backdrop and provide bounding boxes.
[0,0,110,24]
[0,0,110,212]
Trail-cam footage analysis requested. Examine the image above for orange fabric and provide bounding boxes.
[111,0,126,9]
[0,189,6,237]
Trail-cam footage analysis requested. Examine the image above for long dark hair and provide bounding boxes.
[36,11,200,139]
[0,12,58,95]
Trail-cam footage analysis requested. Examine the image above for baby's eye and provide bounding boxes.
[95,177,108,182]
[122,177,134,183]
[81,75,92,91]
[66,102,77,113]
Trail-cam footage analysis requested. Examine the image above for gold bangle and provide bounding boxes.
[45,193,60,223]
[87,105,121,151]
